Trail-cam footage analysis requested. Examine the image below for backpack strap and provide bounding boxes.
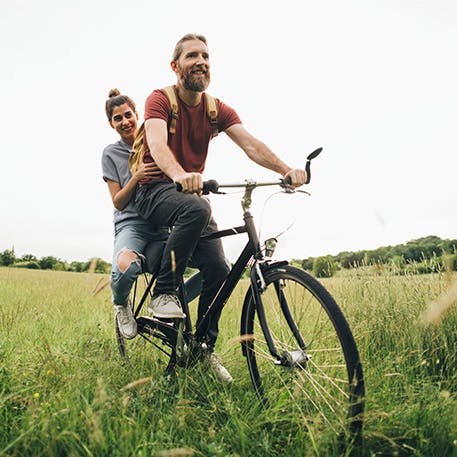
[204,93,219,139]
[161,85,218,138]
[161,86,179,134]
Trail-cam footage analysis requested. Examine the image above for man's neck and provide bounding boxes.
[176,85,202,107]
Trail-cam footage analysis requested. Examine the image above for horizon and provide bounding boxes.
[3,232,455,265]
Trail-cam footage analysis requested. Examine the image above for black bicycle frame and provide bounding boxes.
[194,210,261,341]
[131,182,300,362]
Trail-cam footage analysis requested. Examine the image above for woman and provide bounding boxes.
[102,89,176,339]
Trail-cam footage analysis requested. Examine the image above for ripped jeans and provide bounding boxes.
[111,218,203,307]
[111,218,169,306]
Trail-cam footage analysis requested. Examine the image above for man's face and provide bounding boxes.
[173,39,211,92]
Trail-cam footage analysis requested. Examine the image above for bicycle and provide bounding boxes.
[115,148,365,437]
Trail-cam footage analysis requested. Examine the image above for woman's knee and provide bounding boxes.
[116,249,141,273]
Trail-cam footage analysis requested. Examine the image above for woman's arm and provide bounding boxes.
[107,162,161,210]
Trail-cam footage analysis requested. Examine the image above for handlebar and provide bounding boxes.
[176,147,322,194]
[175,179,219,194]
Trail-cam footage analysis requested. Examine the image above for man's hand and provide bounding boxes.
[284,168,308,188]
[174,172,203,195]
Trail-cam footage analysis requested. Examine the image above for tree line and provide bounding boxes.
[2,235,456,278]
[295,235,457,278]
[0,250,111,274]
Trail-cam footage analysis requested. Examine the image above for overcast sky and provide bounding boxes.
[1,0,456,263]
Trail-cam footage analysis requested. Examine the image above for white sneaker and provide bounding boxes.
[114,304,137,339]
[207,352,233,384]
[148,294,186,319]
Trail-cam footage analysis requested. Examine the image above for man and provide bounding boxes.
[134,33,307,382]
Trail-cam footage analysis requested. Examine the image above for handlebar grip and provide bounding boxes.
[305,161,311,185]
[202,179,219,194]
[175,179,220,195]
[305,147,323,184]
[283,147,322,187]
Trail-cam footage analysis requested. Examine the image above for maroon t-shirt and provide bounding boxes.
[141,88,241,183]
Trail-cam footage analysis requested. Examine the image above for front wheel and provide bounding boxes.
[241,265,364,438]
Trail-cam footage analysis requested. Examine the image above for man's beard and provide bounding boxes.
[182,71,210,92]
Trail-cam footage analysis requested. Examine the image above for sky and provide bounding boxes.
[1,0,456,264]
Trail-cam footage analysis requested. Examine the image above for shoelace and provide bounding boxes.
[117,307,132,323]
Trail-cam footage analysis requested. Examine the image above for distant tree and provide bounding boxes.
[81,258,111,274]
[340,251,364,269]
[313,256,337,278]
[300,257,314,271]
[52,260,67,271]
[366,247,389,264]
[20,254,37,262]
[94,258,111,274]
[69,261,85,272]
[441,239,457,254]
[39,256,59,270]
[0,249,16,266]
[289,235,457,275]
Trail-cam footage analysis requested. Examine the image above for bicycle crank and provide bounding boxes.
[174,319,187,366]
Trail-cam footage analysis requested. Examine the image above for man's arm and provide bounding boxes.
[145,118,203,193]
[225,124,307,187]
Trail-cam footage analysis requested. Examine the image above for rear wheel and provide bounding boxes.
[114,273,176,372]
[241,265,364,437]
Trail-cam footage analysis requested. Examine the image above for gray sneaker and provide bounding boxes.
[148,294,186,319]
[114,304,137,339]
[206,352,233,384]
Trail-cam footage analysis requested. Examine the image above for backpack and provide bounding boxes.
[129,86,219,175]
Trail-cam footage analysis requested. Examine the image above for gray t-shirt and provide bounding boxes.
[101,139,138,224]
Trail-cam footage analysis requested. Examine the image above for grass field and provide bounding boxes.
[0,266,456,456]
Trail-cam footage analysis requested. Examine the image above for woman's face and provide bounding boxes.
[109,103,138,144]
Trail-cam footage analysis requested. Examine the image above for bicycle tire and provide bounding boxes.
[241,264,364,437]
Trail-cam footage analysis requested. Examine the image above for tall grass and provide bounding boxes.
[0,267,456,456]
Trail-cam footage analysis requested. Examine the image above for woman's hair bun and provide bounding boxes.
[108,88,121,98]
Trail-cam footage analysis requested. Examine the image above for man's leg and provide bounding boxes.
[135,183,212,315]
[191,218,231,351]
[190,218,233,383]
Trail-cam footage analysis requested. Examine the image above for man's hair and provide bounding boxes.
[172,33,208,61]
[105,89,136,121]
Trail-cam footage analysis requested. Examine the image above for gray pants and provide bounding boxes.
[135,182,230,350]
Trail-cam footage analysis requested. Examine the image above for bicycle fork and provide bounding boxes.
[249,263,311,368]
